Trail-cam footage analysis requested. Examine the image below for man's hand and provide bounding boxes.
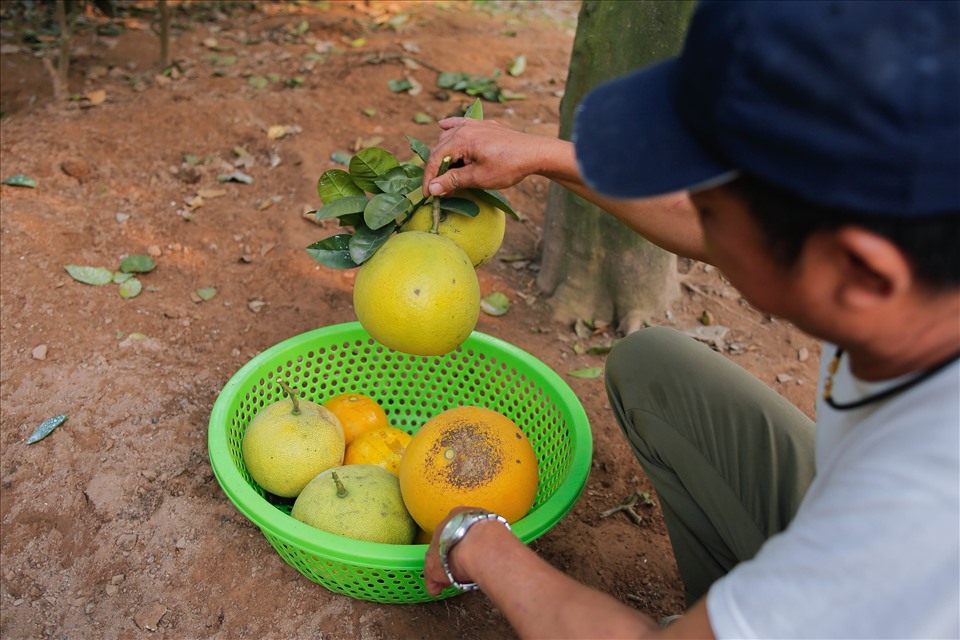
[420,117,710,264]
[421,118,555,196]
[423,506,476,596]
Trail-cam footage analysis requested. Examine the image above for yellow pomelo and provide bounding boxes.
[291,464,417,545]
[242,386,345,498]
[399,191,506,267]
[353,231,480,356]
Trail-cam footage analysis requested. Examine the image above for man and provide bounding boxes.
[417,1,960,638]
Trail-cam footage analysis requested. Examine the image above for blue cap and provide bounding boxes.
[573,0,960,216]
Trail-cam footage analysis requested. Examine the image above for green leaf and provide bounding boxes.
[65,265,114,286]
[209,54,237,67]
[436,72,463,89]
[364,192,412,229]
[119,277,142,299]
[349,222,396,264]
[499,89,527,102]
[314,196,369,221]
[331,151,352,165]
[439,197,480,217]
[480,292,510,316]
[405,186,426,208]
[387,78,413,93]
[413,112,432,124]
[587,342,619,355]
[196,287,217,301]
[349,147,400,193]
[306,235,360,269]
[26,414,68,444]
[569,367,603,379]
[403,162,424,178]
[112,272,134,283]
[438,73,502,102]
[119,255,156,273]
[362,108,377,117]
[2,174,37,188]
[464,98,483,120]
[466,188,519,220]
[373,166,416,194]
[407,136,430,163]
[247,75,268,88]
[508,54,526,77]
[318,169,364,203]
[217,171,253,184]
[336,212,363,228]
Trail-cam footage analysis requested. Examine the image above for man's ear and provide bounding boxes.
[832,226,912,309]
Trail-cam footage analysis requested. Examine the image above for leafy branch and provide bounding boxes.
[306,98,518,270]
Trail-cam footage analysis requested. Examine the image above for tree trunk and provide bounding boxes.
[159,0,171,69]
[55,0,72,97]
[537,0,695,335]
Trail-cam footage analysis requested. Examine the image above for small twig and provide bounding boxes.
[430,156,452,233]
[600,493,643,525]
[41,58,64,103]
[681,280,768,330]
[359,51,443,73]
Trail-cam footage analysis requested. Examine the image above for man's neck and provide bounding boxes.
[844,295,960,381]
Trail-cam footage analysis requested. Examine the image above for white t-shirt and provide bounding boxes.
[707,345,960,639]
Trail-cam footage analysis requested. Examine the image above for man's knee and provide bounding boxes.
[606,326,688,398]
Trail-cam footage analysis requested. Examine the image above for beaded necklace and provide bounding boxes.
[822,348,960,411]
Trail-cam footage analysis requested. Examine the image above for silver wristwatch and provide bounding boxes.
[437,509,512,591]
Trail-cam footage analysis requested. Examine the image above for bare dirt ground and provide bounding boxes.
[0,2,820,638]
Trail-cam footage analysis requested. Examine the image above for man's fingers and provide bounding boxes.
[437,117,469,130]
[428,167,468,196]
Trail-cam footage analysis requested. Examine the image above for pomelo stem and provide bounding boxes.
[431,155,452,234]
[275,378,301,415]
[331,471,347,498]
[431,199,441,233]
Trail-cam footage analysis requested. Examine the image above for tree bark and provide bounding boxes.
[159,0,171,69]
[537,0,695,335]
[55,0,72,97]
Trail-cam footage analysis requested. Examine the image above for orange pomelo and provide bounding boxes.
[398,406,539,534]
[344,426,412,476]
[323,392,389,445]
[413,527,433,545]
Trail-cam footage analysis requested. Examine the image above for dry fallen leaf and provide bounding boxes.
[85,89,107,106]
[134,602,167,632]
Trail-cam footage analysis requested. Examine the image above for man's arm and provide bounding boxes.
[424,511,715,639]
[421,118,710,263]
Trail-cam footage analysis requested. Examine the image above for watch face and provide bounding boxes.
[441,511,473,540]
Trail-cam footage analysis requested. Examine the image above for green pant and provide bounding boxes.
[605,327,816,605]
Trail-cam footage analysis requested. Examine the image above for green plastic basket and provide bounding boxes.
[207,322,592,604]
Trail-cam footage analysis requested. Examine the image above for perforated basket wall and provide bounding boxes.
[208,322,592,604]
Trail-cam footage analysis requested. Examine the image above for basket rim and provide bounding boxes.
[207,321,593,569]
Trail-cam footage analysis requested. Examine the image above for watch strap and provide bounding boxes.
[437,510,512,591]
